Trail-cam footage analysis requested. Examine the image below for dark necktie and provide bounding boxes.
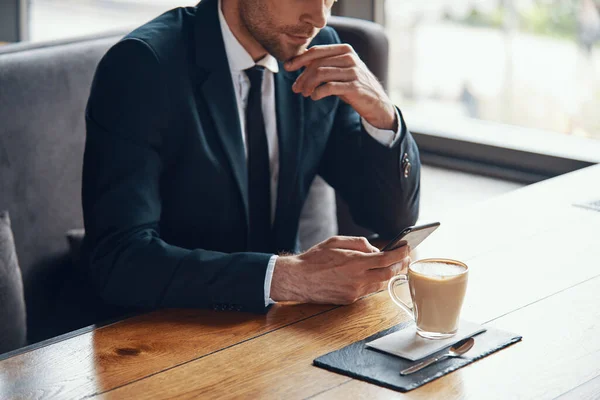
[245,66,273,252]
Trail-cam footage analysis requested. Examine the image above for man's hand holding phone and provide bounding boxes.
[271,236,410,305]
[270,223,440,305]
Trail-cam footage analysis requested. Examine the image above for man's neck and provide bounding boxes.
[221,0,268,62]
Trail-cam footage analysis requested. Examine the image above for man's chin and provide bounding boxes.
[263,39,308,62]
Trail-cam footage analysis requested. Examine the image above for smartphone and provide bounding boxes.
[381,222,440,252]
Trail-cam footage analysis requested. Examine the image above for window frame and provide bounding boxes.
[0,0,28,43]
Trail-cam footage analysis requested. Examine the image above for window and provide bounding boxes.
[29,0,194,42]
[384,0,600,142]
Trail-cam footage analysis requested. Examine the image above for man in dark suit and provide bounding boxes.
[81,0,420,314]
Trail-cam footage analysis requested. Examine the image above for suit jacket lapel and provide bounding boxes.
[194,0,305,249]
[194,0,249,229]
[273,65,304,247]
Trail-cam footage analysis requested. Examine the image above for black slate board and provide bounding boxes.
[313,321,522,393]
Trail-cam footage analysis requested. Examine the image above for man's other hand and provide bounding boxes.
[285,44,397,131]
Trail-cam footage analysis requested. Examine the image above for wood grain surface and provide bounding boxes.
[100,291,410,399]
[1,164,598,400]
[556,375,600,400]
[0,304,336,399]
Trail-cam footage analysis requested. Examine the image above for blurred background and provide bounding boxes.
[384,0,600,140]
[11,0,598,141]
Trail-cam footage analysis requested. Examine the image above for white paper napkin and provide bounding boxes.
[365,320,486,361]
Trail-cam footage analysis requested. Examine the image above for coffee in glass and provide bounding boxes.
[388,258,468,339]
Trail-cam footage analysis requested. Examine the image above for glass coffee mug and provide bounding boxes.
[388,258,469,339]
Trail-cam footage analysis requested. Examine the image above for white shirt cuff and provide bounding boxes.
[264,255,278,306]
[361,107,403,148]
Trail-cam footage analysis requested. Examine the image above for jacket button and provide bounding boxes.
[402,153,411,178]
[403,161,412,178]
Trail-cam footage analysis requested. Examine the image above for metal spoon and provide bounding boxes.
[400,337,475,376]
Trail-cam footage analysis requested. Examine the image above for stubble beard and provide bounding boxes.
[239,1,308,62]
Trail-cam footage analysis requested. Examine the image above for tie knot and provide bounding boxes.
[245,65,265,88]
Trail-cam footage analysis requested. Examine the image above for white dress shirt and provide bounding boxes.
[217,0,402,306]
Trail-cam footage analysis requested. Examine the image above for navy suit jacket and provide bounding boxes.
[81,0,421,313]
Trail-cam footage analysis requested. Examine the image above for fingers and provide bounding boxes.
[293,67,358,97]
[338,259,408,305]
[321,236,379,253]
[284,44,353,71]
[292,53,357,93]
[361,245,410,269]
[286,43,393,130]
[309,81,357,101]
[333,244,409,273]
[292,51,360,98]
[336,281,386,305]
[302,53,356,70]
[366,258,409,282]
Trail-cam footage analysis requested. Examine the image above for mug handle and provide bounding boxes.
[388,275,414,319]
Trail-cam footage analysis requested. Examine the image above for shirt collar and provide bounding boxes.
[218,0,279,74]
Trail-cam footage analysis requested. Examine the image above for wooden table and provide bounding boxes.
[1,165,599,399]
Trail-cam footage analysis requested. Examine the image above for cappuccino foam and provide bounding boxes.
[411,262,466,278]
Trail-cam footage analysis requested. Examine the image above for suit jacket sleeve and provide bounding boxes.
[82,38,272,313]
[317,31,421,239]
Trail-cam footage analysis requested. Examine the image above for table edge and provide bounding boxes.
[0,312,138,363]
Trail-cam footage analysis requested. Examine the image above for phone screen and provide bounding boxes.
[381,222,440,252]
